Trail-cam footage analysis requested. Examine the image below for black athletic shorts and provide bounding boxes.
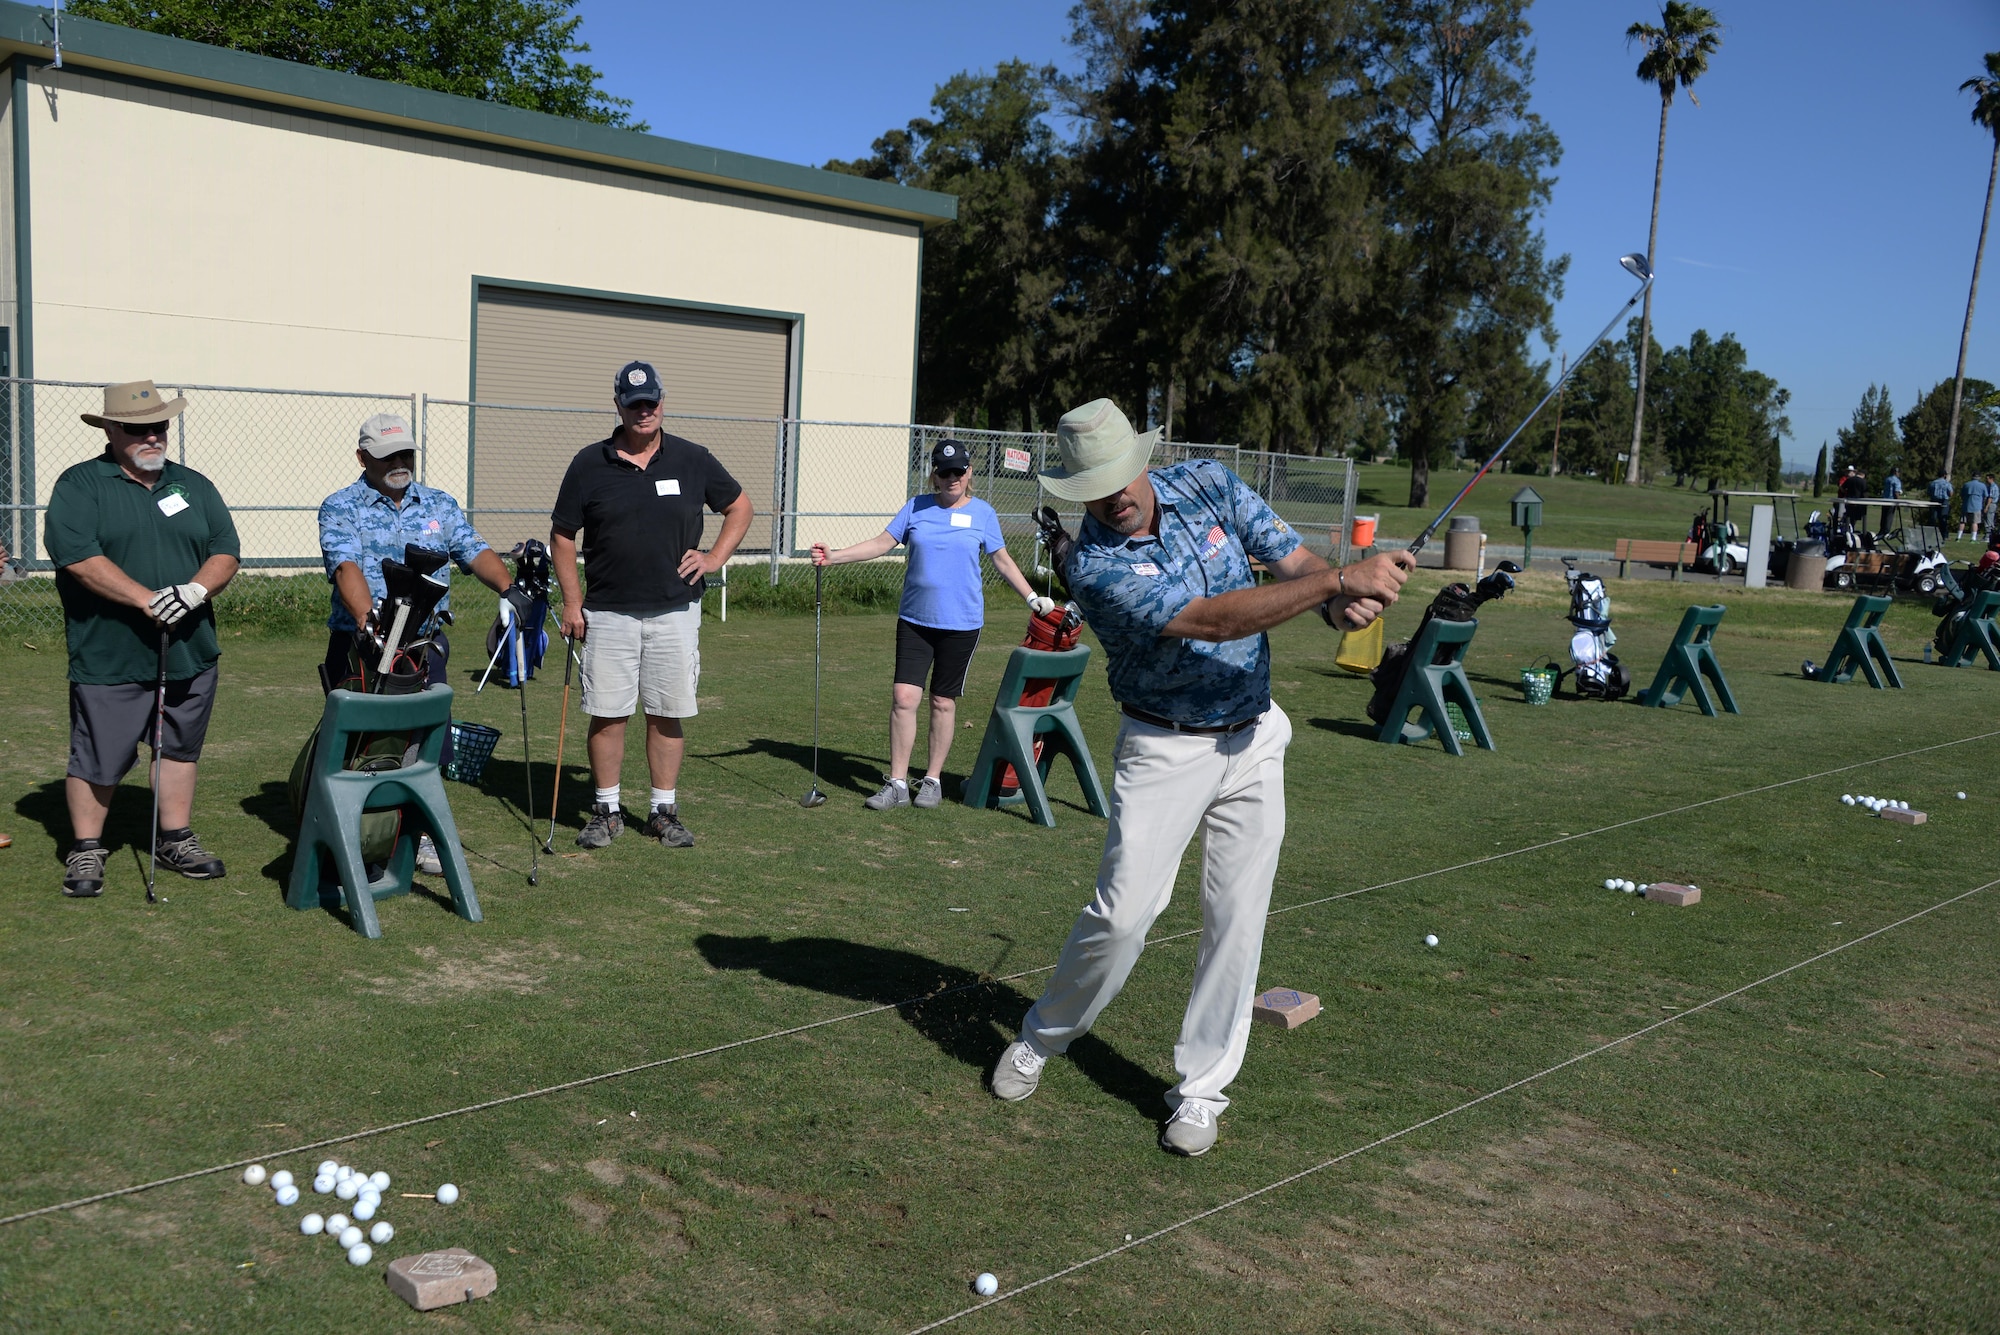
[68,666,219,787]
[893,619,981,698]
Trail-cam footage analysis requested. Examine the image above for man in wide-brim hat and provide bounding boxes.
[43,380,240,898]
[988,398,1415,1156]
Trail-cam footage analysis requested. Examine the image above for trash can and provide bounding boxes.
[1442,514,1482,571]
[1785,539,1828,592]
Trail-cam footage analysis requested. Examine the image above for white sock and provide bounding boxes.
[889,777,908,789]
[595,785,619,810]
[651,788,675,811]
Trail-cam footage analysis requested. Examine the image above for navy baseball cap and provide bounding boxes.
[931,439,970,473]
[614,360,662,408]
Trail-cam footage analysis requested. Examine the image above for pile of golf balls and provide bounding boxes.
[246,1161,404,1268]
[1602,878,1646,894]
[1843,795,1910,814]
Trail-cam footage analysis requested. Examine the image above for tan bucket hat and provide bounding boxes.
[1038,398,1159,502]
[81,380,188,429]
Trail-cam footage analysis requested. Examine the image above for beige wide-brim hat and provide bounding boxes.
[81,380,188,429]
[1039,398,1159,502]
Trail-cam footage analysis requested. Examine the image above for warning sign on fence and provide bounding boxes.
[1003,448,1031,473]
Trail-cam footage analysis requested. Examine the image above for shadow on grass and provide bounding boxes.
[699,737,887,798]
[694,933,1171,1121]
[13,778,161,858]
[1307,716,1382,742]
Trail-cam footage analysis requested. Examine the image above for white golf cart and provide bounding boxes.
[1807,497,1951,595]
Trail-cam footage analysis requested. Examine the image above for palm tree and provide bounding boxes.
[1622,3,1723,486]
[1944,52,2000,485]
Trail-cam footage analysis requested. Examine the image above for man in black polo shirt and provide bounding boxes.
[551,360,754,849]
[44,380,241,898]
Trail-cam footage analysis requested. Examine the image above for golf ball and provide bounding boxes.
[1639,884,1650,893]
[1841,794,1855,805]
[973,1273,999,1297]
[338,1225,364,1249]
[1624,883,1639,894]
[242,1165,267,1186]
[335,1165,353,1182]
[1424,934,1439,947]
[435,1183,460,1205]
[300,1213,325,1236]
[1958,792,1968,800]
[316,1159,339,1178]
[369,1221,394,1245]
[346,1242,373,1267]
[335,1177,360,1200]
[1604,878,1618,890]
[352,1198,377,1221]
[274,1184,301,1207]
[269,1169,294,1190]
[313,1174,335,1194]
[369,1171,391,1192]
[326,1213,349,1235]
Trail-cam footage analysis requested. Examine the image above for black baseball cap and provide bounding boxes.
[614,360,663,408]
[931,439,969,473]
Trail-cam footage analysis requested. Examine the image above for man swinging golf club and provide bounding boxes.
[990,399,1414,1155]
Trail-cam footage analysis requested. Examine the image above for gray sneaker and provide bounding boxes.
[864,779,911,811]
[576,803,623,849]
[62,841,107,898]
[415,834,444,875]
[643,805,695,848]
[1159,1101,1218,1157]
[990,1041,1046,1102]
[913,776,943,809]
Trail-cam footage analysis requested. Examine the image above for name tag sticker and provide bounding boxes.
[157,493,189,517]
[655,479,681,496]
[949,511,973,528]
[1131,562,1161,577]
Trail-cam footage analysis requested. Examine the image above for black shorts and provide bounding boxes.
[68,666,219,787]
[893,619,981,698]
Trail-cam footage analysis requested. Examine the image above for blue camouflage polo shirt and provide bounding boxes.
[1067,460,1301,728]
[318,478,489,631]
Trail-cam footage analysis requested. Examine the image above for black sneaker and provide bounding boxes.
[643,804,694,848]
[62,840,107,898]
[576,803,623,849]
[155,829,226,880]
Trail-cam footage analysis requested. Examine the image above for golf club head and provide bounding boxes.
[1496,559,1524,574]
[401,544,450,578]
[800,787,827,808]
[1619,252,1652,283]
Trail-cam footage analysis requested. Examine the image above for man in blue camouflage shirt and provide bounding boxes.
[990,399,1415,1156]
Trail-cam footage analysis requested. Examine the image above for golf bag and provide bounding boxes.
[1931,556,1999,658]
[1561,560,1630,700]
[1364,563,1521,725]
[483,540,552,689]
[997,601,1087,795]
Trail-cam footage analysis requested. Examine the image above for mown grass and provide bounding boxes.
[0,572,1995,1332]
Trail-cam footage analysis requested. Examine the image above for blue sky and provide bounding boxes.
[575,1,1999,469]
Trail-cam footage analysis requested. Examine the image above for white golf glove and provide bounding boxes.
[1026,595,1058,617]
[148,581,208,625]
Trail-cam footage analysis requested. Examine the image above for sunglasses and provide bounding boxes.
[934,467,968,479]
[118,421,171,438]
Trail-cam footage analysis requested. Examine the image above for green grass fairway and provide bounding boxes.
[1353,463,1759,551]
[2,577,1996,1332]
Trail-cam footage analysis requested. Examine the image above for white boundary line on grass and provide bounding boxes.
[905,875,2000,1333]
[1,728,1991,1229]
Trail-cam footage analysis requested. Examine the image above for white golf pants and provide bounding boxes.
[1020,703,1291,1115]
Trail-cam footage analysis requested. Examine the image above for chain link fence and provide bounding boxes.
[0,378,1356,630]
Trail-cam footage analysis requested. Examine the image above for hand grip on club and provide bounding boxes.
[1406,253,1652,558]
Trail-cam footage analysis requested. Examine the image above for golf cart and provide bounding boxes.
[1687,490,1808,580]
[1806,497,1950,596]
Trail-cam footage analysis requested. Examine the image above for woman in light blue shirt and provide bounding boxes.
[812,439,1050,810]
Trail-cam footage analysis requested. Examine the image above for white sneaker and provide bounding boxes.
[1159,1101,1218,1156]
[990,1041,1046,1102]
[416,834,444,875]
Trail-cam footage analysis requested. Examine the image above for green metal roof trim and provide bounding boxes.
[0,2,954,224]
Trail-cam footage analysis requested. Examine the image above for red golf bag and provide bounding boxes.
[997,603,1085,796]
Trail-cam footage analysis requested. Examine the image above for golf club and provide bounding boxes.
[512,618,540,886]
[800,564,827,808]
[1405,252,1653,558]
[546,631,575,853]
[145,627,168,904]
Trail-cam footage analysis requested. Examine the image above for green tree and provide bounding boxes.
[1901,378,1998,483]
[1362,0,1565,507]
[1550,339,1637,480]
[1622,2,1723,485]
[1945,52,2000,481]
[67,0,642,127]
[1833,384,1898,480]
[826,62,1066,427]
[1649,329,1787,488]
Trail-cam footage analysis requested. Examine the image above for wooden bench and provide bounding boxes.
[1614,538,1699,580]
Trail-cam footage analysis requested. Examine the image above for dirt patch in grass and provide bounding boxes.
[1268,1114,1817,1332]
[353,942,577,1002]
[1868,991,2000,1076]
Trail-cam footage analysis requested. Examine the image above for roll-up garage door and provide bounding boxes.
[470,285,792,550]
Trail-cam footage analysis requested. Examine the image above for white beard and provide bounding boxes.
[384,469,414,489]
[133,451,166,474]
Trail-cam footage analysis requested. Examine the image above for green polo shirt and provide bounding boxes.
[44,456,240,684]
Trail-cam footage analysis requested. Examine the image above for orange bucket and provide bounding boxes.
[1349,514,1379,548]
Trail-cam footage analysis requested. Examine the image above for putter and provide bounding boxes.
[1406,253,1654,558]
[545,632,575,853]
[145,627,168,904]
[800,564,827,808]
